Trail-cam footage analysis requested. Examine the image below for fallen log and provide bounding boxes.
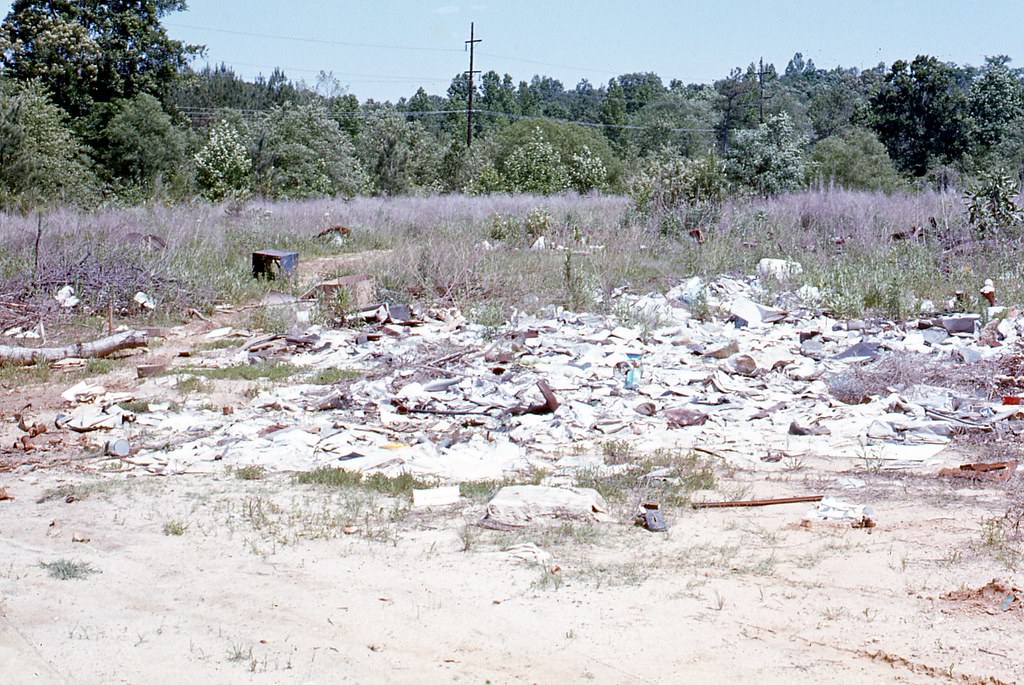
[0,330,148,366]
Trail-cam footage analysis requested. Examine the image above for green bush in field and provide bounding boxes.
[0,81,98,209]
[727,112,807,197]
[502,126,571,194]
[810,127,903,192]
[195,119,251,201]
[101,93,187,195]
[251,102,368,200]
[964,170,1024,237]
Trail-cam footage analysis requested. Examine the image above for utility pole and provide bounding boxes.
[465,22,481,147]
[756,57,774,124]
[757,57,765,124]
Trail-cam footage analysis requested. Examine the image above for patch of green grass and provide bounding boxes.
[84,358,115,375]
[0,361,51,386]
[234,465,266,481]
[40,559,99,580]
[459,480,505,501]
[118,399,152,414]
[37,480,122,503]
[307,367,361,385]
[530,561,564,591]
[576,449,715,507]
[981,504,1024,569]
[601,439,634,465]
[162,519,188,536]
[295,467,434,497]
[364,472,434,497]
[227,643,253,663]
[176,375,213,395]
[185,361,299,382]
[246,308,291,335]
[468,302,507,328]
[199,337,245,350]
[459,467,548,501]
[294,467,364,489]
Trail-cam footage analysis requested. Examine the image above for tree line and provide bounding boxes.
[1,1,1023,211]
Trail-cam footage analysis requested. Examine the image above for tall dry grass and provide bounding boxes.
[0,189,1020,327]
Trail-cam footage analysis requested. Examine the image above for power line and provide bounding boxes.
[476,51,620,77]
[178,105,721,133]
[166,22,463,54]
[198,59,449,84]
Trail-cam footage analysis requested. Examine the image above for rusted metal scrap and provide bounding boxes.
[692,495,824,509]
[16,414,47,437]
[938,461,1018,482]
[508,380,560,416]
[664,407,709,428]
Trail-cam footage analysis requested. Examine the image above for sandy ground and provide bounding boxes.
[1,295,1023,683]
[2,459,1022,684]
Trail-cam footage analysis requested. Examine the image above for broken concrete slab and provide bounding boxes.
[480,486,610,529]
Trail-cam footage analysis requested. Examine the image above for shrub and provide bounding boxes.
[488,212,520,242]
[524,207,553,238]
[101,93,187,194]
[502,126,571,194]
[251,102,368,199]
[487,119,619,194]
[810,127,903,192]
[0,81,98,209]
[629,148,727,234]
[567,144,607,193]
[964,170,1023,237]
[355,112,443,195]
[726,112,807,196]
[195,119,251,201]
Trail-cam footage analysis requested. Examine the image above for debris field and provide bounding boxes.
[2,256,1024,683]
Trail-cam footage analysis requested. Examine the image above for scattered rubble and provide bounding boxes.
[6,266,1024,531]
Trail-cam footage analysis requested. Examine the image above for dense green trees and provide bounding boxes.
[0,81,97,208]
[1,0,200,117]
[0,0,1021,209]
[355,112,443,195]
[100,93,188,193]
[251,103,367,199]
[869,56,971,175]
[810,127,902,192]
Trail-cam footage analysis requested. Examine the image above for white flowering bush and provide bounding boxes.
[501,126,570,194]
[568,145,607,193]
[194,120,251,201]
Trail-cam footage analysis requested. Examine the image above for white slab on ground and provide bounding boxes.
[412,485,461,507]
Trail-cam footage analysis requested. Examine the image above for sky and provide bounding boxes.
[2,1,1024,102]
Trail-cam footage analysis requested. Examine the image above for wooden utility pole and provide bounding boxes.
[758,57,765,124]
[756,57,775,124]
[465,22,481,147]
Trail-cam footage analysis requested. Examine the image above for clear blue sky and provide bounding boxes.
[3,1,1024,101]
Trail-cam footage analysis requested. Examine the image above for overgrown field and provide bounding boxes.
[1,189,1022,333]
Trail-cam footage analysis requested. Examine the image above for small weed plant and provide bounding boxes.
[40,559,99,580]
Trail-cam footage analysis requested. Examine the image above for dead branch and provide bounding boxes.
[0,330,148,366]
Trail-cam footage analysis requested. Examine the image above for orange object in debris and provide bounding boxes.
[1003,396,1023,405]
[938,461,1018,482]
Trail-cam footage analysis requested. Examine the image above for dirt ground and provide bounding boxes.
[2,308,1024,683]
[3,455,1023,682]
